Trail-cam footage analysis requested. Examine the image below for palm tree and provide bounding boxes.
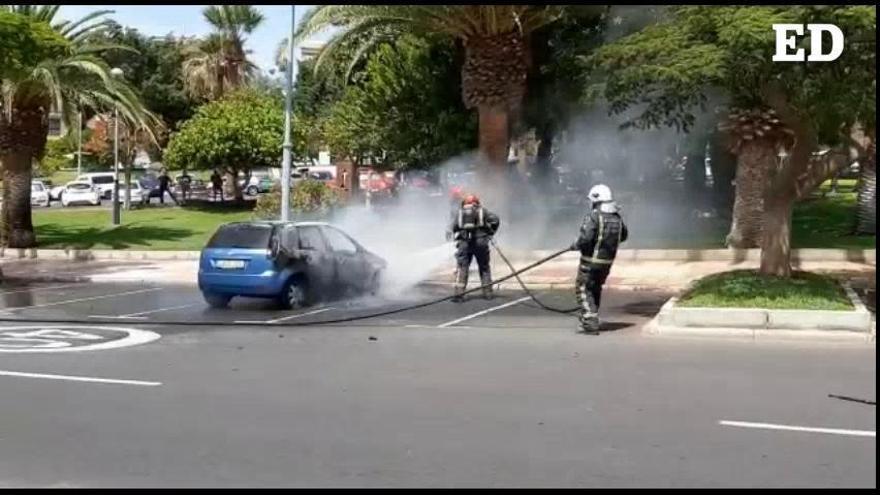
[183,5,262,100]
[855,141,876,235]
[295,5,598,182]
[0,5,158,247]
[718,107,795,248]
[181,34,228,100]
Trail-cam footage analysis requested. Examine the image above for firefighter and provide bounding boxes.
[449,194,500,302]
[570,184,628,334]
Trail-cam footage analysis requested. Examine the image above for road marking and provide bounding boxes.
[437,296,531,328]
[719,420,876,438]
[88,303,200,320]
[234,307,334,324]
[0,326,160,353]
[0,370,161,387]
[88,315,147,320]
[0,283,83,295]
[4,288,161,311]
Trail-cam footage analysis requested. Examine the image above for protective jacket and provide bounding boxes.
[572,201,628,266]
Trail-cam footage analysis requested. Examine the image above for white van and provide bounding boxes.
[75,172,117,199]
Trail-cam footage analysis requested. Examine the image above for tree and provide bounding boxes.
[855,142,876,235]
[591,5,876,276]
[183,5,263,100]
[295,5,601,189]
[0,6,158,247]
[164,89,306,201]
[322,35,476,169]
[85,23,198,135]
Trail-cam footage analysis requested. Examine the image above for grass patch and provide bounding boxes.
[33,204,253,250]
[678,270,853,310]
[792,189,875,249]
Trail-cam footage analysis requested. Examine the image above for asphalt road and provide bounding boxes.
[0,281,874,488]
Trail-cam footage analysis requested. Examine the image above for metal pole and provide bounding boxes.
[112,105,120,225]
[280,4,296,222]
[77,111,82,177]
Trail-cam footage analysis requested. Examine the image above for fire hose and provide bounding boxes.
[0,245,574,328]
[489,238,580,315]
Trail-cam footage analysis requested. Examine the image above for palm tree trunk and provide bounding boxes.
[726,141,775,248]
[1,150,36,248]
[855,142,875,235]
[477,105,510,175]
[759,194,794,277]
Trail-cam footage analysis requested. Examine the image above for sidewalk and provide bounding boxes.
[1,250,874,293]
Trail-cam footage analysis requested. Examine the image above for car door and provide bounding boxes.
[295,225,335,294]
[320,225,369,292]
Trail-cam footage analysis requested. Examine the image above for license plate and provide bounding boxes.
[215,259,245,270]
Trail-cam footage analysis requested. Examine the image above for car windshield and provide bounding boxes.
[207,224,273,250]
[31,183,44,192]
[92,176,115,184]
[68,183,91,190]
[310,172,332,180]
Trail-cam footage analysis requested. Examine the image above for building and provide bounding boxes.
[298,40,324,63]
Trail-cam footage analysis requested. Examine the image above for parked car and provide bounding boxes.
[75,172,116,199]
[31,181,50,207]
[112,180,145,204]
[60,181,102,207]
[245,176,277,196]
[198,221,387,309]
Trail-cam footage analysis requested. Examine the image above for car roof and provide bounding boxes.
[221,220,332,228]
[80,172,115,177]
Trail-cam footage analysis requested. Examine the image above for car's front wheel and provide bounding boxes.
[246,185,259,196]
[278,277,309,309]
[203,292,232,308]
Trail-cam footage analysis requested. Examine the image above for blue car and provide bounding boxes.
[198,221,387,309]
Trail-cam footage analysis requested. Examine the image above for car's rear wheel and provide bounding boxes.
[246,185,259,196]
[203,292,232,308]
[278,277,309,309]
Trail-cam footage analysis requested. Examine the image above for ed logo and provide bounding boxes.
[772,24,844,62]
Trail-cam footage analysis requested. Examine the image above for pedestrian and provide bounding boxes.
[157,168,178,205]
[179,170,192,204]
[449,194,500,302]
[569,184,628,334]
[211,169,224,202]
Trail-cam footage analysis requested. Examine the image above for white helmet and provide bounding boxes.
[588,184,613,203]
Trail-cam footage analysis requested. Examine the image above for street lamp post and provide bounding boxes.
[77,111,82,177]
[280,5,296,222]
[110,67,123,226]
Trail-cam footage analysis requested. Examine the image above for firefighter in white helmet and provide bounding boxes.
[569,184,628,334]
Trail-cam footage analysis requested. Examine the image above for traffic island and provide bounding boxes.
[645,270,875,343]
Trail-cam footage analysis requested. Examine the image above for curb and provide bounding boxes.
[644,283,875,342]
[0,247,873,263]
[0,248,200,261]
[0,275,91,284]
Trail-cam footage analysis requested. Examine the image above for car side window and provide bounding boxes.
[322,227,358,255]
[298,226,326,251]
[281,227,298,251]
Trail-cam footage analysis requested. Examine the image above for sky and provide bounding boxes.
[57,5,332,72]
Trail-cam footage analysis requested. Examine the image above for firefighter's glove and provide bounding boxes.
[569,241,580,252]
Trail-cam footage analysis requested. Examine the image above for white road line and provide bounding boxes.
[0,370,161,387]
[5,288,161,311]
[437,296,531,328]
[122,303,200,317]
[87,315,147,320]
[719,420,876,438]
[0,283,83,295]
[234,307,334,325]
